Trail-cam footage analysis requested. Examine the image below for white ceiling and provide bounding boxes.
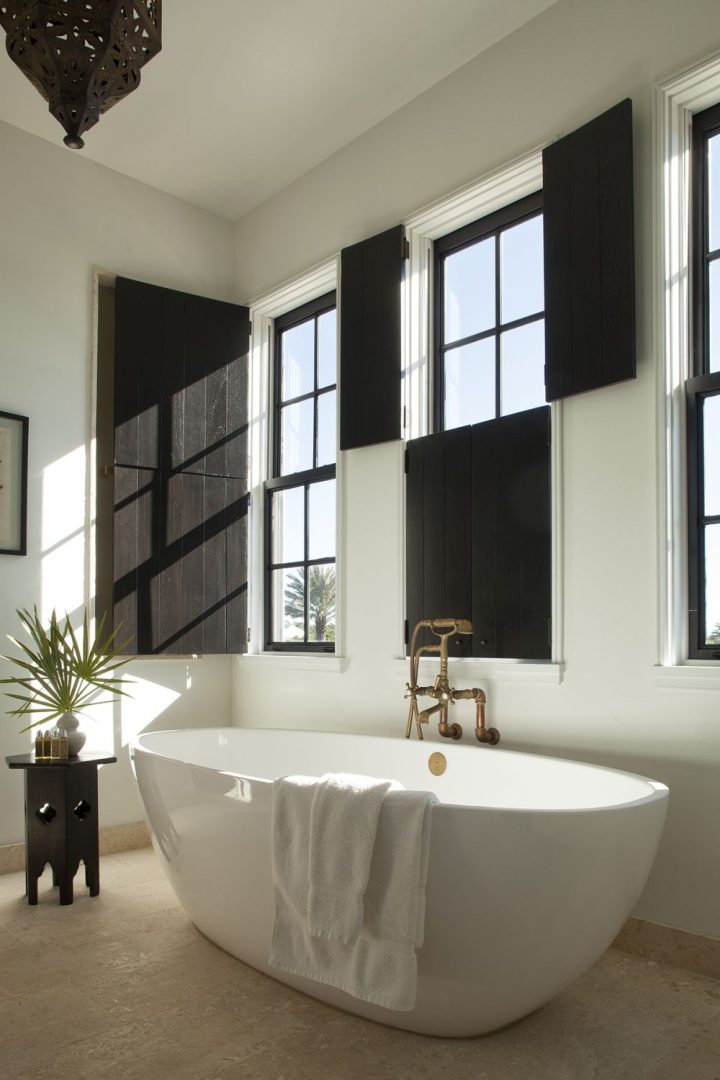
[0,0,557,221]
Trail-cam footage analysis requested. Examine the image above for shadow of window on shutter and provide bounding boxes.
[107,278,249,656]
[340,224,405,450]
[543,98,635,401]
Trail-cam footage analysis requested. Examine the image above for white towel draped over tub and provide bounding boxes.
[269,772,438,1012]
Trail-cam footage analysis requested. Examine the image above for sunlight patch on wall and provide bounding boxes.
[119,675,181,746]
[40,445,87,620]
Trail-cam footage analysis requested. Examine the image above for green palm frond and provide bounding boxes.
[0,608,133,731]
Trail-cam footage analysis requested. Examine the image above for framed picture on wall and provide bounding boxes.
[0,411,28,556]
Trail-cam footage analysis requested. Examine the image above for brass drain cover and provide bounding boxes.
[428,751,447,776]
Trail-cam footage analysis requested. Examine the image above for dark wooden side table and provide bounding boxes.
[5,752,117,905]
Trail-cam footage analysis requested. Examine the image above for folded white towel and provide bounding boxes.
[269,772,437,1012]
[308,772,397,944]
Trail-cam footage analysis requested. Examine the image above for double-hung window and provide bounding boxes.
[404,187,552,662]
[690,104,720,659]
[435,192,545,432]
[265,293,337,650]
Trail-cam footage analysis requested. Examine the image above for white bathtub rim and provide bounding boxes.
[130,727,669,816]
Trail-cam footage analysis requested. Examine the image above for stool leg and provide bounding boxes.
[85,862,100,897]
[26,864,39,905]
[58,870,74,906]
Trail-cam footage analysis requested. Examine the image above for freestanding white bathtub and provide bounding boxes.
[130,728,668,1037]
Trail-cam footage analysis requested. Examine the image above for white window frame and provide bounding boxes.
[400,147,564,682]
[656,49,720,686]
[243,257,346,671]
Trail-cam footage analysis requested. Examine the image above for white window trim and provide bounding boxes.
[401,147,565,677]
[243,256,345,668]
[655,48,720,686]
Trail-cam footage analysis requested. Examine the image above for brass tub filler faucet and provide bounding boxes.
[404,618,500,745]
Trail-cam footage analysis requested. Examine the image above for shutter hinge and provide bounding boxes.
[404,619,409,645]
[402,404,407,433]
[402,237,410,261]
[246,626,251,644]
[404,447,409,473]
[248,320,253,336]
[100,465,114,478]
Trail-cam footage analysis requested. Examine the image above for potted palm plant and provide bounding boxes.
[0,607,131,755]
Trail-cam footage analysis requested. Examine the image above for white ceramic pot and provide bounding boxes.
[58,712,86,756]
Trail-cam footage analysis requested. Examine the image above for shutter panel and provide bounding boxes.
[471,406,551,659]
[115,278,249,478]
[111,278,249,655]
[405,427,472,658]
[405,408,551,660]
[113,470,249,655]
[340,225,405,451]
[543,98,635,401]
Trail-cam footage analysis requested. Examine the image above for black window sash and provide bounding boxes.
[689,103,720,659]
[686,375,720,659]
[267,292,337,651]
[273,291,336,479]
[433,191,543,433]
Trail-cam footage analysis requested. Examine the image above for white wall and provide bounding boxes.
[231,0,720,939]
[0,121,235,844]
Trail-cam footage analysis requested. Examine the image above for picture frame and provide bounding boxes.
[0,410,29,556]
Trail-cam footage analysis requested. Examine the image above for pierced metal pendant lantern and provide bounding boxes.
[0,1,161,149]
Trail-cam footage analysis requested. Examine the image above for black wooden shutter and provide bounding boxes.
[405,406,551,660]
[543,98,635,401]
[405,425,472,658]
[470,406,551,660]
[340,224,405,451]
[112,278,249,655]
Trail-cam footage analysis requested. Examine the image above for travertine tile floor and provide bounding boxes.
[1,848,719,1080]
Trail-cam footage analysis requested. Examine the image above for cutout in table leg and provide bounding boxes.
[73,800,92,820]
[36,803,56,824]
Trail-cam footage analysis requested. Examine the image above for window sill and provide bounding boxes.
[653,663,720,689]
[394,656,564,685]
[236,652,347,674]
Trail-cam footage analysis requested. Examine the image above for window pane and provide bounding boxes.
[501,215,544,324]
[281,320,314,400]
[271,486,304,565]
[704,394,720,517]
[280,398,313,475]
[444,338,495,429]
[709,134,720,253]
[273,567,305,642]
[705,524,720,645]
[309,479,335,560]
[443,237,495,344]
[307,564,336,643]
[317,309,337,388]
[317,390,336,467]
[710,260,720,373]
[500,320,546,417]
